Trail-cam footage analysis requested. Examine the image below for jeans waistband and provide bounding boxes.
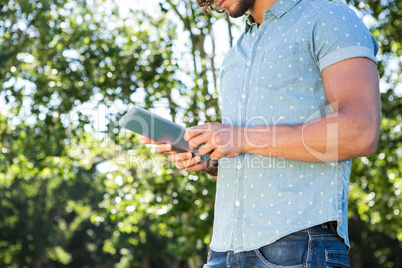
[303,221,337,235]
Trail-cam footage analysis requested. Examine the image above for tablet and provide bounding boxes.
[119,106,209,160]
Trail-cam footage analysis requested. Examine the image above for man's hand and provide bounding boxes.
[139,136,218,176]
[184,123,247,160]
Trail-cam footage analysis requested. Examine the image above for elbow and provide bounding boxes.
[349,107,381,158]
[356,128,379,157]
[360,137,378,157]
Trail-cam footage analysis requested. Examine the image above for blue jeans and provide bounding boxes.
[203,222,350,268]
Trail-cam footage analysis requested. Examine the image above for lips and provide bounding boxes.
[217,0,226,8]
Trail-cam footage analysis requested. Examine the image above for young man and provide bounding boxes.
[141,0,380,266]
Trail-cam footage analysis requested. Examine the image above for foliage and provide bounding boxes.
[0,0,401,267]
[345,1,402,267]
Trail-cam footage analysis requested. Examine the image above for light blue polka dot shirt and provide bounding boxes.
[211,0,379,253]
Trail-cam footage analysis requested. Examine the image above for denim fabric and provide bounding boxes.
[211,0,379,253]
[204,223,350,268]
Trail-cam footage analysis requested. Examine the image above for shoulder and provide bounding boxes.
[305,0,358,19]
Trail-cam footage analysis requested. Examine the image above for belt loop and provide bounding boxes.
[323,221,337,234]
[306,226,312,266]
[307,225,312,236]
[331,221,338,233]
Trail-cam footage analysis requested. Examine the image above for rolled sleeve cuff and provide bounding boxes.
[319,46,378,72]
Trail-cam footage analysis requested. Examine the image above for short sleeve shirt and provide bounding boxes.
[211,0,379,253]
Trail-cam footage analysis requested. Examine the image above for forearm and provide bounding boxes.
[244,108,379,162]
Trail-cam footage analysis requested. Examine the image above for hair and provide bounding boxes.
[196,0,225,14]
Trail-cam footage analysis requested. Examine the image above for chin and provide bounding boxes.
[228,11,247,18]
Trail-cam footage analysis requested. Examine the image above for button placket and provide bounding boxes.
[234,23,268,251]
[241,22,267,126]
[233,155,244,251]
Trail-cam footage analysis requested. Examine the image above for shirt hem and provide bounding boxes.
[209,218,347,254]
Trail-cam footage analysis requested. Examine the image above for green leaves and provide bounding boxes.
[1,0,402,267]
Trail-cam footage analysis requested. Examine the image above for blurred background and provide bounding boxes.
[0,0,401,267]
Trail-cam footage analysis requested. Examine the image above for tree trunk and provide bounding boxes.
[141,254,151,268]
[187,255,200,268]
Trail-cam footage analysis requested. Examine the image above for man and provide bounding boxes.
[140,0,380,266]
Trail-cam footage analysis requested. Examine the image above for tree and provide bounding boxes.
[0,0,186,266]
[0,0,401,267]
[343,0,402,267]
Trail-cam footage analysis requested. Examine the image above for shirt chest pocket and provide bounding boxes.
[258,42,300,90]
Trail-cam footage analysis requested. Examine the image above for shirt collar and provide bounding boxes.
[245,15,255,32]
[269,0,302,18]
[245,0,302,32]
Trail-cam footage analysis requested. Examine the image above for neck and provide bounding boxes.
[249,0,279,25]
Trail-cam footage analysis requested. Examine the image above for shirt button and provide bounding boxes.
[237,165,241,170]
[241,94,246,99]
[252,32,256,37]
[235,200,240,206]
[246,61,251,66]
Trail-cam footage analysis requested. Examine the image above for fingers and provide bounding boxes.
[139,136,159,145]
[168,152,193,162]
[175,157,206,172]
[178,161,205,172]
[184,124,210,142]
[172,154,202,168]
[210,150,227,160]
[198,141,215,155]
[188,133,211,151]
[140,137,178,154]
[155,144,177,154]
[140,135,206,172]
[167,152,205,171]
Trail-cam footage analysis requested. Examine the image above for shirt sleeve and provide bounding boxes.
[310,1,379,72]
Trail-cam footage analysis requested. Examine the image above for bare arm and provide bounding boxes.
[185,58,381,162]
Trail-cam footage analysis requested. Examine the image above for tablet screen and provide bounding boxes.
[119,106,209,160]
